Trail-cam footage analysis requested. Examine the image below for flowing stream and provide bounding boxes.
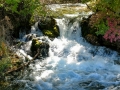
[13,4,120,90]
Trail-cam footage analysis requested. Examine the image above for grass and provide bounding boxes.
[0,39,11,75]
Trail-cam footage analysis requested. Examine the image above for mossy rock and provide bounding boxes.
[42,25,60,38]
[81,17,97,37]
[38,17,60,38]
[38,16,56,30]
[30,38,50,57]
[30,38,42,56]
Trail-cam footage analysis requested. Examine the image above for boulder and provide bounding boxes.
[38,16,60,38]
[81,17,101,46]
[85,34,100,45]
[30,38,49,58]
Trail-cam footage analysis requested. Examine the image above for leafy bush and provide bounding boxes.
[103,18,120,42]
[4,0,40,16]
[0,0,44,25]
[95,20,108,36]
[81,0,120,43]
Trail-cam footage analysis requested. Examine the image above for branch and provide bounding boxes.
[85,3,92,11]
[5,49,40,75]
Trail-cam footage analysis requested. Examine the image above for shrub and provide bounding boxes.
[103,18,120,42]
[4,0,40,15]
[81,0,120,38]
[95,20,108,36]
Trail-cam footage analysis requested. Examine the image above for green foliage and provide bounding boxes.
[81,0,120,17]
[0,0,5,7]
[0,57,11,75]
[95,0,120,36]
[0,39,11,75]
[0,0,46,26]
[5,0,20,13]
[18,0,40,16]
[81,0,120,37]
[30,5,48,24]
[93,0,120,18]
[95,20,108,35]
[1,0,41,16]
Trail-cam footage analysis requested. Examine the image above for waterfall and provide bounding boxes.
[15,16,120,90]
[14,4,120,90]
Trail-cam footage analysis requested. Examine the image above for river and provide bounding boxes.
[11,3,120,90]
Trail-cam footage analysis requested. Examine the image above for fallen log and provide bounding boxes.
[5,49,40,75]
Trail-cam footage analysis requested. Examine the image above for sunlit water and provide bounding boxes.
[15,4,120,90]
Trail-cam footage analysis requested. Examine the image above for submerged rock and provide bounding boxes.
[38,16,60,38]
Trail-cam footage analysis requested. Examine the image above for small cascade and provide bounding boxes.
[56,17,81,40]
[11,4,120,90]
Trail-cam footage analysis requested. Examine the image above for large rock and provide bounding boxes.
[38,16,60,38]
[81,17,101,46]
[30,38,49,58]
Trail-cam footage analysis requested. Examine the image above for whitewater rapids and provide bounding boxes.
[16,4,120,90]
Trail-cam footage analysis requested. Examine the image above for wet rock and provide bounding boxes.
[12,39,25,48]
[107,86,120,90]
[38,16,56,30]
[39,42,49,57]
[79,81,105,90]
[38,16,60,38]
[81,17,101,46]
[25,34,36,41]
[102,39,120,52]
[85,34,100,45]
[30,38,49,58]
[30,38,42,56]
[86,81,105,90]
[114,59,120,65]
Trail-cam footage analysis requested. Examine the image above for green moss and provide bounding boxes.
[42,25,59,38]
[53,25,60,36]
[43,30,54,37]
[35,40,42,48]
[31,38,42,55]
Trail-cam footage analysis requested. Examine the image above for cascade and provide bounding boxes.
[12,4,120,90]
[15,16,120,90]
